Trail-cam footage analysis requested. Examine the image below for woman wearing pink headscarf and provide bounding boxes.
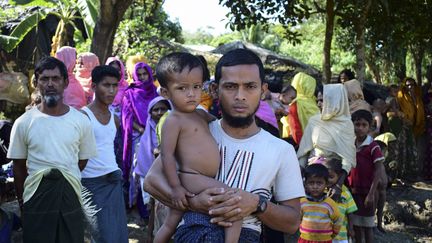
[76,52,99,104]
[106,57,128,109]
[55,46,86,109]
[121,62,158,207]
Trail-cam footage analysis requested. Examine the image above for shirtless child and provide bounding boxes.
[154,52,241,243]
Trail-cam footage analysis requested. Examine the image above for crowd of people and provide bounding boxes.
[0,46,431,243]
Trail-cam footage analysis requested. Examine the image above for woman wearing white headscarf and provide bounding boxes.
[297,84,356,199]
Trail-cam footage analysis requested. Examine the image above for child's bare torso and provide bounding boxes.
[171,110,220,177]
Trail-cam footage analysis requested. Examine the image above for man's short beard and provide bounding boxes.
[44,94,61,108]
[220,103,258,128]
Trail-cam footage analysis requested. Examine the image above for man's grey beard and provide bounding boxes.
[44,94,61,108]
[220,103,258,128]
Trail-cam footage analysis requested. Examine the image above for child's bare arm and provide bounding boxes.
[347,213,355,238]
[196,109,216,122]
[365,160,384,207]
[161,115,192,209]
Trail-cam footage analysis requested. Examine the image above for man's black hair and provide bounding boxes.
[351,109,373,125]
[214,48,264,84]
[156,52,203,88]
[91,65,120,84]
[304,163,329,181]
[34,56,68,82]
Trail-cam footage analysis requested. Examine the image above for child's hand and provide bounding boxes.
[328,184,342,202]
[171,186,194,210]
[364,192,374,208]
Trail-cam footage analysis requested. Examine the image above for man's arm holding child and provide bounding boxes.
[144,156,228,211]
[161,116,194,210]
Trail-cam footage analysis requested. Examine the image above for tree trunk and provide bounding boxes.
[411,44,424,84]
[366,59,381,84]
[394,48,407,82]
[322,0,335,84]
[354,0,372,84]
[366,39,381,84]
[91,0,133,64]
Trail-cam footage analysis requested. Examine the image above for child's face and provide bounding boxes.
[305,176,327,198]
[151,101,169,123]
[279,89,296,105]
[164,66,203,113]
[327,169,339,187]
[354,118,370,139]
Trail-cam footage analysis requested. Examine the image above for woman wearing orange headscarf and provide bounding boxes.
[396,77,425,179]
[397,78,425,137]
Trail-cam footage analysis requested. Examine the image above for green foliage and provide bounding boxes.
[113,1,183,65]
[0,8,51,52]
[0,0,98,53]
[220,0,309,44]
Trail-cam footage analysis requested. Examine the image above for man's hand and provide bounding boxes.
[208,189,259,227]
[188,187,229,214]
[171,185,194,210]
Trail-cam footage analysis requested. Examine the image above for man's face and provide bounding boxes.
[36,67,68,107]
[218,64,263,128]
[93,76,119,106]
[137,67,149,82]
[353,118,370,139]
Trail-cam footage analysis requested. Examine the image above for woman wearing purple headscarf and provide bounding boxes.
[121,62,158,207]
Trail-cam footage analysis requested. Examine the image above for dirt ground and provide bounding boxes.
[4,180,432,243]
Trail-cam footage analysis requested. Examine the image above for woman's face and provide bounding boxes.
[405,79,415,90]
[109,61,122,76]
[150,101,169,123]
[136,67,149,82]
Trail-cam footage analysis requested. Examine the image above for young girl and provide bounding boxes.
[300,163,343,243]
[348,109,385,243]
[323,158,357,243]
